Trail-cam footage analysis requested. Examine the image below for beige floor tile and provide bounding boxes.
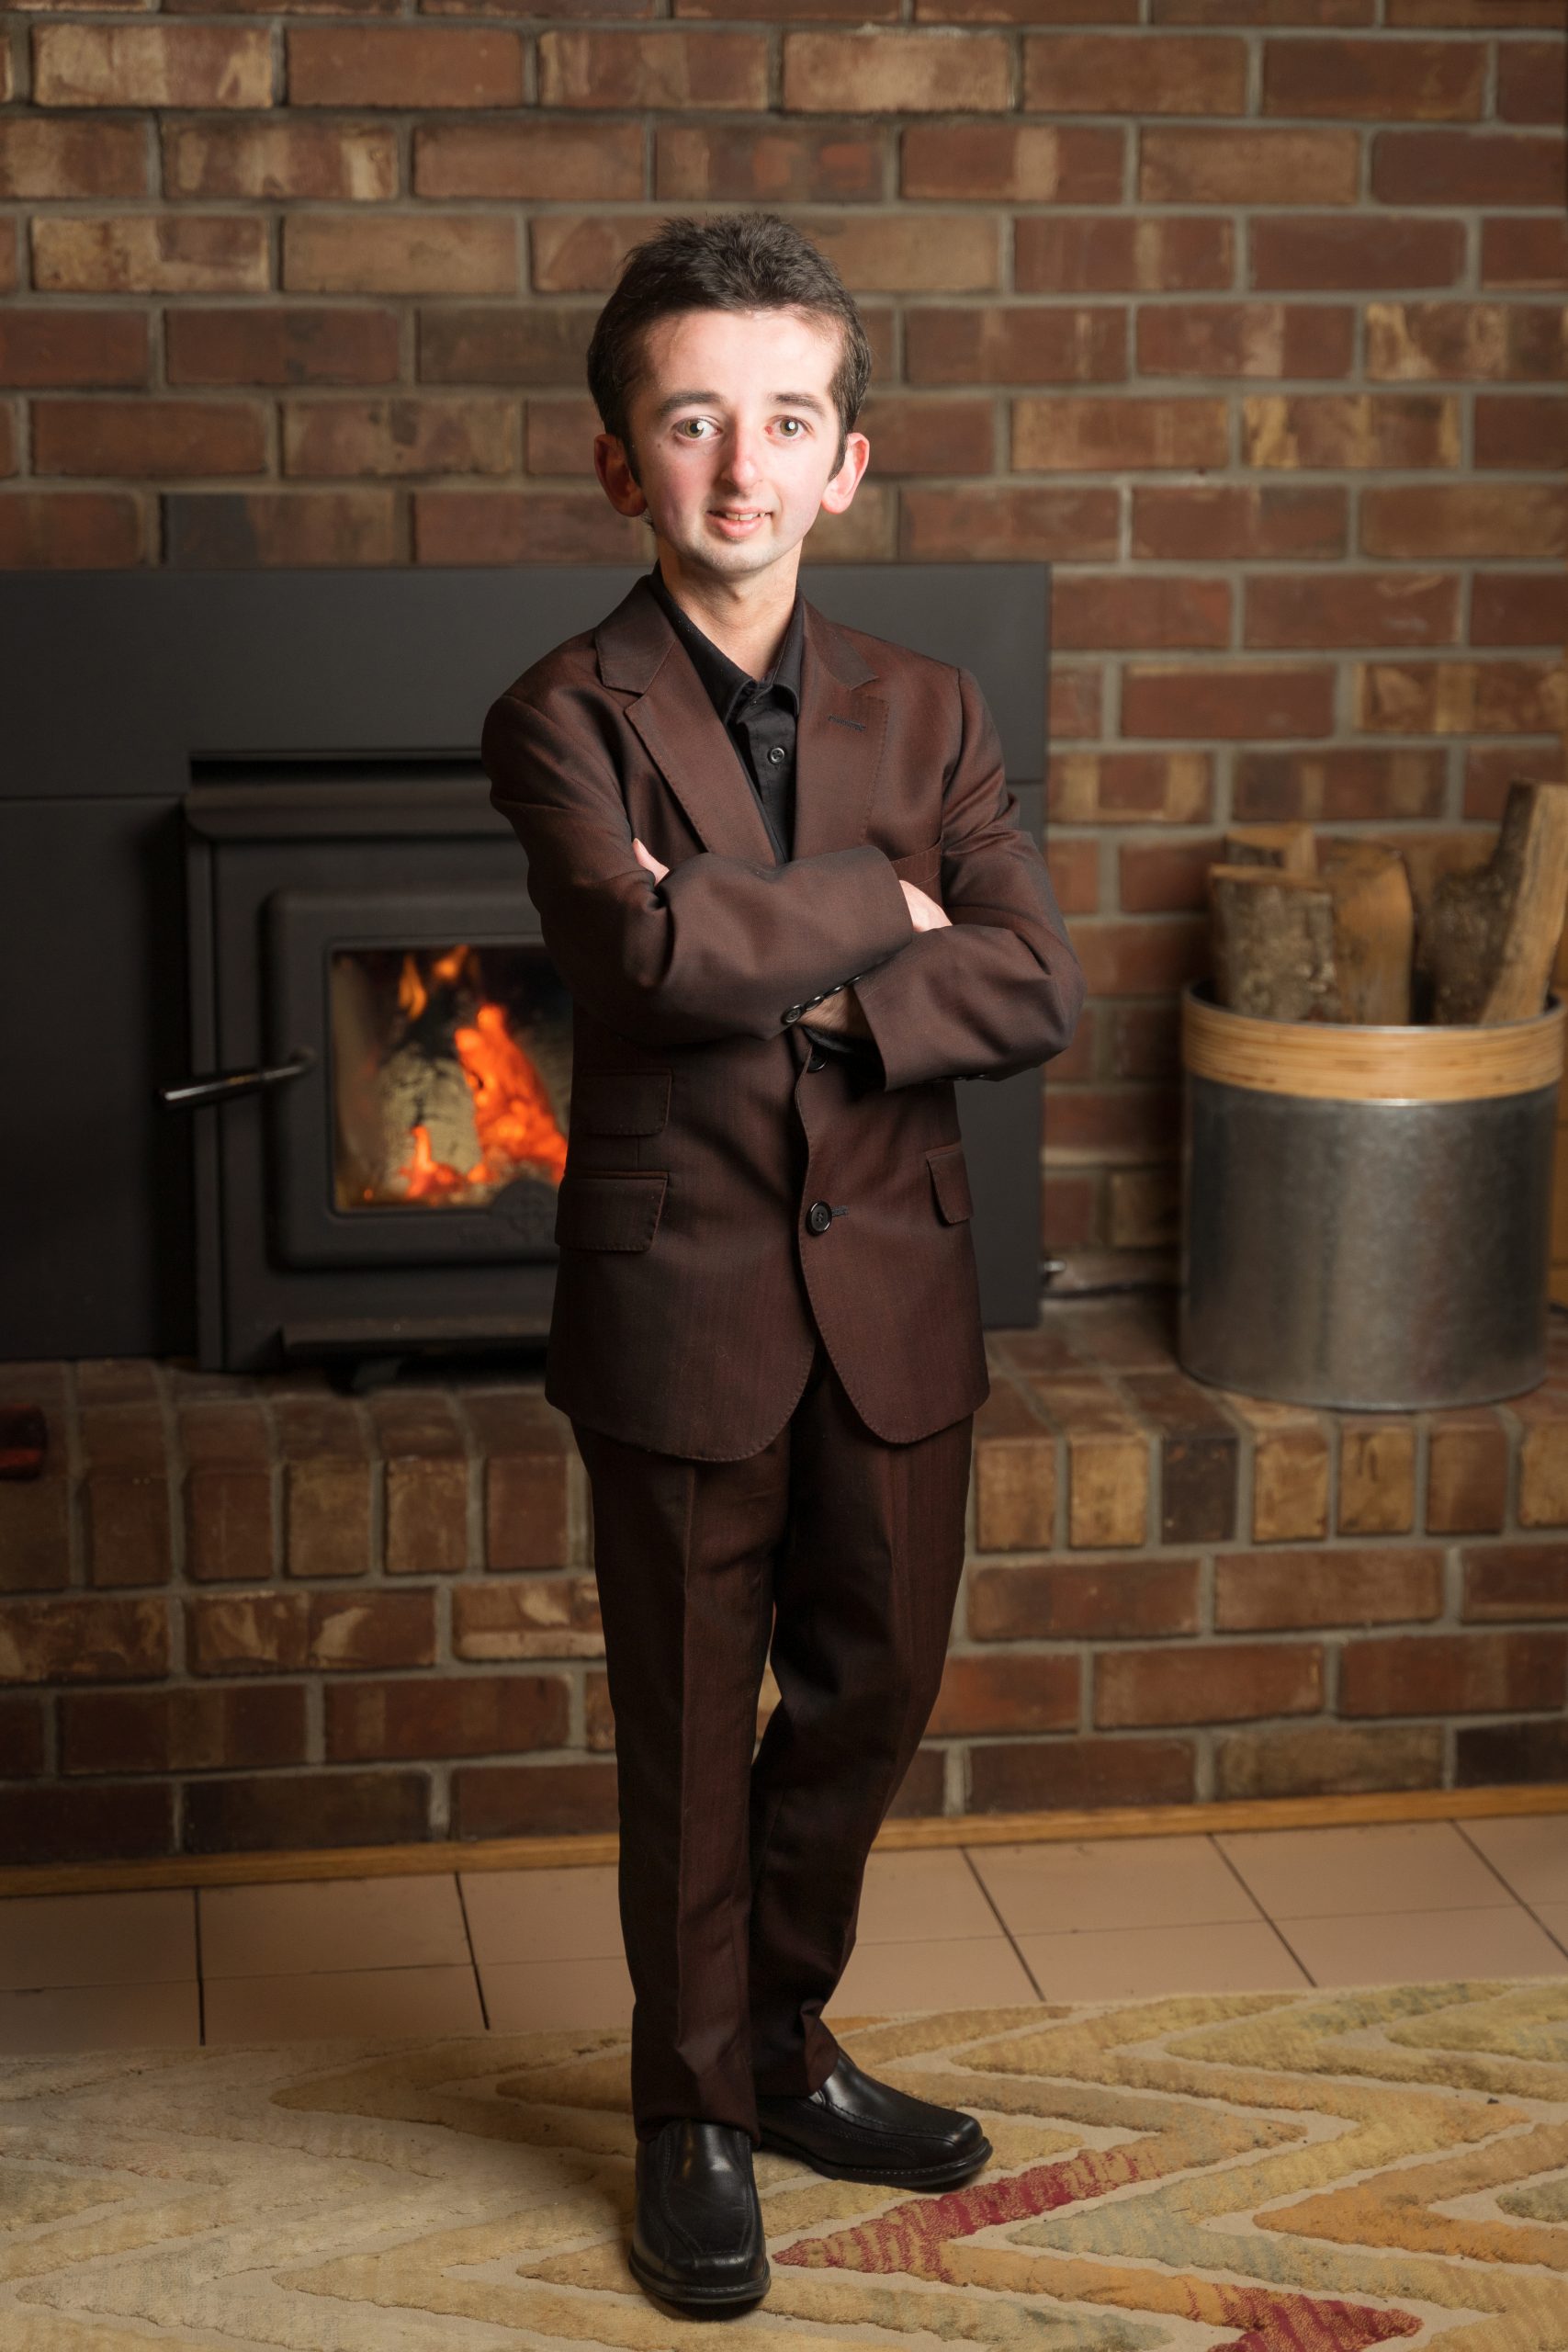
[1016,1921,1307,2004]
[1534,1902,1568,1951]
[828,1935,1036,2017]
[854,1850,999,1944]
[967,1836,1260,1938]
[0,1979,200,2056]
[460,1864,625,1965]
[1216,1823,1501,1921]
[482,1953,635,2033]
[1284,1905,1568,1988]
[205,1963,483,2043]
[0,1890,197,1993]
[200,1874,470,1979]
[1461,1815,1568,1908]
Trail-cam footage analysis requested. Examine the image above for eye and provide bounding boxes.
[674,418,712,438]
[778,418,806,436]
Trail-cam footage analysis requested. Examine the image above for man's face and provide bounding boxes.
[594,305,869,587]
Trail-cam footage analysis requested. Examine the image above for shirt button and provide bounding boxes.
[767,745,786,765]
[806,1200,833,1236]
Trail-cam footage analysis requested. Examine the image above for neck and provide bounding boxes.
[654,546,797,679]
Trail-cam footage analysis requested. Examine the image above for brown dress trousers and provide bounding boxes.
[571,1332,974,2144]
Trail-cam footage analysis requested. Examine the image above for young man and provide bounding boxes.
[480,211,1084,2315]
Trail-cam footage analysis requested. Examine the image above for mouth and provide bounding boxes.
[710,509,769,531]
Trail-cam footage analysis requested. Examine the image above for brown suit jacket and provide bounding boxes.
[479,570,1085,1460]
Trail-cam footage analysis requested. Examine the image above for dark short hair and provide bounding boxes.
[585,211,872,481]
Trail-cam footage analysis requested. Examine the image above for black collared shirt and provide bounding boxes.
[645,560,877,1069]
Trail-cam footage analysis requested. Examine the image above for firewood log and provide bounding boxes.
[1316,841,1415,1023]
[1208,865,1341,1022]
[1421,780,1568,1023]
[1221,822,1317,876]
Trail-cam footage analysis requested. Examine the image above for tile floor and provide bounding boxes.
[2,1816,1565,2055]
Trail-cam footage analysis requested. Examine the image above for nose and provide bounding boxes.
[719,427,765,491]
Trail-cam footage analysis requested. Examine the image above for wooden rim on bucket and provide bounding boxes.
[1181,981,1567,1103]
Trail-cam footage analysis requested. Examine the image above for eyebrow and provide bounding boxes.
[649,390,830,423]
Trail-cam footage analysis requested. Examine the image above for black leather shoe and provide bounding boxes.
[756,2050,992,2188]
[628,2118,770,2313]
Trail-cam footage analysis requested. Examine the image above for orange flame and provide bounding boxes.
[390,947,568,1204]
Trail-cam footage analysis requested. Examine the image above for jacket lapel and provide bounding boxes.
[593,571,889,865]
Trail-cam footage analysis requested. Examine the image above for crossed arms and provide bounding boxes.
[479,662,1085,1091]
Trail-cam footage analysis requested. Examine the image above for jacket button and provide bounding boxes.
[807,1049,828,1073]
[782,1004,802,1025]
[806,1200,833,1236]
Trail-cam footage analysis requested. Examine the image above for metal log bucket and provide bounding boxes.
[1178,979,1566,1409]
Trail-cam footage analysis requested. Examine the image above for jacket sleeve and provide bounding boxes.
[851,664,1086,1091]
[480,685,916,1050]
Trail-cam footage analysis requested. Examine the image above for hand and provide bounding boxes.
[632,836,669,885]
[800,983,872,1039]
[900,879,951,933]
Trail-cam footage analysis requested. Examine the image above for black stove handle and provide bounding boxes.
[158,1048,316,1111]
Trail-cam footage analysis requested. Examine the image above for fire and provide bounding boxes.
[392,945,567,1204]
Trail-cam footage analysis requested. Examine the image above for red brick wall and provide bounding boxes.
[1,4,1564,1277]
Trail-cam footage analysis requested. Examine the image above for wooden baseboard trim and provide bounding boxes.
[3,1781,1565,1903]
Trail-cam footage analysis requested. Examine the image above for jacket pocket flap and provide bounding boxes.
[927,1144,974,1225]
[570,1070,671,1136]
[554,1170,668,1251]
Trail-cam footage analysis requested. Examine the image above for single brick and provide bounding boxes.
[967,1555,1200,1643]
[0,491,143,568]
[273,1396,372,1579]
[1461,1542,1568,1621]
[288,27,525,108]
[1142,125,1360,206]
[0,1596,168,1683]
[926,1652,1079,1737]
[785,30,1010,114]
[167,307,400,389]
[1263,37,1484,123]
[1514,1387,1568,1526]
[310,1590,435,1671]
[419,303,596,387]
[33,25,275,110]
[968,1734,1196,1813]
[1427,1408,1508,1533]
[904,121,1122,205]
[80,1405,174,1589]
[973,1378,1056,1551]
[1031,1374,1151,1550]
[1024,33,1247,118]
[180,1401,274,1584]
[1340,1630,1568,1717]
[33,216,269,296]
[165,490,397,567]
[0,1782,174,1869]
[164,120,397,203]
[0,311,149,389]
[1119,1368,1237,1544]
[284,213,517,296]
[1455,1718,1568,1787]
[0,119,147,200]
[282,394,518,478]
[369,1390,468,1575]
[453,1573,603,1660]
[412,489,645,564]
[540,28,768,110]
[1337,1419,1416,1535]
[61,1683,306,1775]
[452,1757,619,1838]
[1014,398,1229,472]
[467,1390,573,1570]
[182,1769,430,1855]
[1214,1546,1443,1632]
[323,1671,568,1759]
[657,121,881,203]
[416,119,642,201]
[1213,1721,1444,1801]
[1096,1641,1323,1727]
[33,397,267,480]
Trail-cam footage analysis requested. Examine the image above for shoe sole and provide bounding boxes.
[627,2242,770,2314]
[756,2129,994,2189]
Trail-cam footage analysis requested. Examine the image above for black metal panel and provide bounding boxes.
[0,565,1052,1363]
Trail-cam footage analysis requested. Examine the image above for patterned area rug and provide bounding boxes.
[3,1984,1567,2348]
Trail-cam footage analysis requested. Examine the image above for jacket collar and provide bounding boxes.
[592,568,888,866]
